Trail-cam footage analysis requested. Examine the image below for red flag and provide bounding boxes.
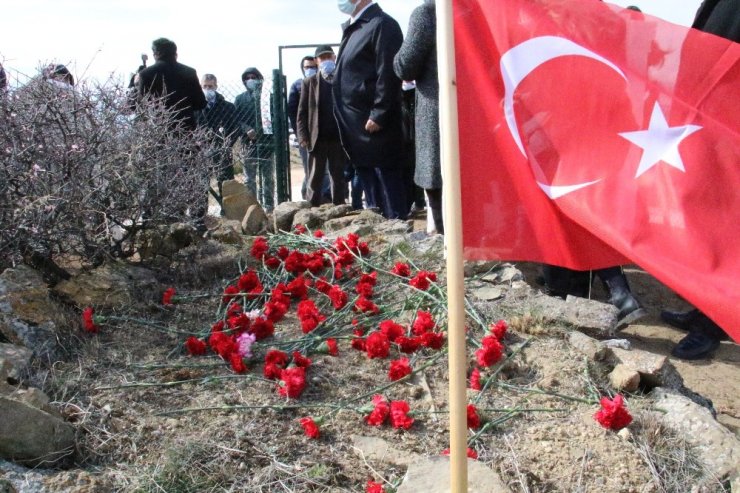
[454,0,740,342]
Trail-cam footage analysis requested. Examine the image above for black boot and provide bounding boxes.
[431,207,444,235]
[660,308,700,331]
[541,265,590,299]
[671,313,726,360]
[597,267,646,329]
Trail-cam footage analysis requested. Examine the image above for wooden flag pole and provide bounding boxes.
[436,0,468,491]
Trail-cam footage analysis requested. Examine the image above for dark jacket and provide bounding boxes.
[196,92,240,145]
[287,78,303,132]
[297,73,341,152]
[394,0,441,189]
[333,3,404,168]
[234,82,274,159]
[693,0,740,42]
[136,59,206,130]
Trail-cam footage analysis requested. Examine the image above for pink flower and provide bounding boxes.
[236,332,257,358]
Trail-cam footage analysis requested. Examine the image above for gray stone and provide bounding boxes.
[608,348,683,389]
[472,286,504,301]
[318,204,354,221]
[609,364,641,392]
[0,344,33,381]
[568,331,608,361]
[241,204,268,235]
[0,266,61,361]
[165,223,199,251]
[207,220,244,246]
[651,388,740,484]
[0,396,75,466]
[292,208,323,230]
[54,262,159,310]
[478,263,524,284]
[220,179,245,197]
[351,435,417,466]
[322,215,356,232]
[273,201,311,232]
[222,190,259,222]
[397,456,509,493]
[464,261,500,278]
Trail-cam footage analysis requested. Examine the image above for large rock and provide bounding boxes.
[0,396,75,466]
[567,331,608,361]
[220,179,245,198]
[0,344,33,382]
[171,241,247,284]
[607,348,683,389]
[54,262,159,309]
[651,388,740,485]
[609,364,641,392]
[0,267,61,360]
[207,220,244,246]
[241,204,267,235]
[222,190,259,222]
[138,223,199,260]
[292,208,323,230]
[397,456,509,493]
[272,201,311,232]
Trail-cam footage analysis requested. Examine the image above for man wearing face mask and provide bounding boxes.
[288,56,318,199]
[333,0,407,220]
[296,45,348,207]
[196,74,240,214]
[234,67,275,212]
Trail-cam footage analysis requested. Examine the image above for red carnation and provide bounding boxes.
[263,300,289,323]
[420,331,445,350]
[299,417,320,439]
[237,270,260,293]
[278,367,307,399]
[209,331,236,359]
[355,281,374,298]
[389,400,414,429]
[184,336,207,355]
[594,394,633,431]
[366,481,386,493]
[442,447,478,460]
[250,318,274,340]
[284,251,307,273]
[476,335,503,367]
[351,333,367,352]
[391,262,411,277]
[265,349,289,367]
[358,271,377,286]
[365,395,390,426]
[264,256,281,269]
[314,277,332,294]
[162,287,176,305]
[294,224,307,234]
[412,310,435,335]
[396,335,421,354]
[313,229,325,238]
[409,271,437,291]
[490,320,508,340]
[222,285,240,303]
[229,353,248,374]
[292,351,312,368]
[277,246,290,259]
[388,358,412,381]
[211,320,225,333]
[365,331,390,359]
[325,338,339,356]
[286,275,309,300]
[306,254,327,274]
[228,313,251,333]
[250,236,269,259]
[82,307,99,333]
[467,404,481,429]
[297,299,326,333]
[354,296,380,315]
[264,363,282,380]
[469,367,482,391]
[327,285,349,310]
[379,320,405,343]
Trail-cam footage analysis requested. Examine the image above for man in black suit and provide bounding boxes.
[136,38,206,131]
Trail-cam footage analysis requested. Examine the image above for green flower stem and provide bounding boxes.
[94,373,270,391]
[155,402,351,417]
[131,361,225,370]
[495,381,598,405]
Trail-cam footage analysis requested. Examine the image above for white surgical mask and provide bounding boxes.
[319,60,336,77]
[337,0,356,15]
[402,81,416,92]
[245,79,259,91]
[304,67,318,78]
[203,89,216,102]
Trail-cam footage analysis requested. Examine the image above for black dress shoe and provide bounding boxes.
[671,329,720,360]
[660,309,699,331]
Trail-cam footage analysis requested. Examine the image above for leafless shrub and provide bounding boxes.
[0,77,222,280]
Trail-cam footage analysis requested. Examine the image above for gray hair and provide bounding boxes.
[202,73,217,83]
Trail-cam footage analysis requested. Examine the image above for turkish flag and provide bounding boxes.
[454,0,740,342]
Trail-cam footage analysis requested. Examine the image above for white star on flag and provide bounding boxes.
[618,102,702,178]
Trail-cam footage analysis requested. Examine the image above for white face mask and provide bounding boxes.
[203,89,216,102]
[245,79,259,91]
[337,0,357,15]
[319,60,336,77]
[402,81,416,92]
[304,67,318,78]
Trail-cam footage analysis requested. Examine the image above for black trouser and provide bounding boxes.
[307,139,347,207]
[356,165,407,220]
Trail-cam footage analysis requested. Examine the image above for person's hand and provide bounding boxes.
[299,140,308,148]
[246,128,257,140]
[365,119,382,133]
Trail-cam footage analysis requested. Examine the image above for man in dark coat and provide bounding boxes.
[659,0,738,360]
[288,56,318,199]
[196,73,240,213]
[296,45,347,207]
[333,0,407,219]
[234,67,275,211]
[136,38,206,132]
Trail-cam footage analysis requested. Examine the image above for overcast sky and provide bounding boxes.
[1,0,702,97]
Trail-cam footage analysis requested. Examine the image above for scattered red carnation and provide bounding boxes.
[278,367,307,399]
[366,480,386,493]
[327,285,349,310]
[388,357,412,381]
[412,310,435,335]
[389,400,414,429]
[365,331,390,359]
[594,394,633,431]
[299,417,320,439]
[396,335,421,354]
[287,275,309,300]
[490,319,508,340]
[354,296,380,315]
[441,447,478,460]
[420,331,445,349]
[409,270,437,291]
[264,256,281,269]
[185,336,207,356]
[325,338,339,356]
[379,320,405,343]
[475,335,504,367]
[292,351,312,368]
[467,404,481,429]
[391,262,411,277]
[264,349,289,379]
[162,287,176,305]
[297,299,326,333]
[365,395,390,426]
[222,285,240,303]
[229,353,248,374]
[294,224,307,235]
[250,236,269,260]
[469,367,482,391]
[82,307,99,333]
[313,229,325,238]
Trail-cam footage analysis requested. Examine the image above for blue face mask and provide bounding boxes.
[304,67,318,78]
[337,0,356,15]
[245,79,259,91]
[319,60,336,77]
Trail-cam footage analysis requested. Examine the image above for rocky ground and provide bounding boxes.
[0,197,738,493]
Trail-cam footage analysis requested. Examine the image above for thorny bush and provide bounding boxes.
[0,77,222,280]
